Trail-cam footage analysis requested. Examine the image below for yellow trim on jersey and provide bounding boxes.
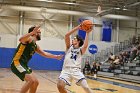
[13,44,26,66]
[13,60,20,66]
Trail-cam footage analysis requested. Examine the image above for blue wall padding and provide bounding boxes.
[0,47,65,71]
[0,48,15,68]
[29,50,65,70]
[102,20,112,42]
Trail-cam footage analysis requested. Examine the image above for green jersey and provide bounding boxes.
[12,41,37,66]
[11,41,37,81]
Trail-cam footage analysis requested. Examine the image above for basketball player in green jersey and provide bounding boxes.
[11,25,63,93]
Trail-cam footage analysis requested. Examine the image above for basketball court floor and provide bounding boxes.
[0,68,140,93]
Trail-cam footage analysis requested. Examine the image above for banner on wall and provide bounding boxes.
[88,44,98,54]
[102,20,112,42]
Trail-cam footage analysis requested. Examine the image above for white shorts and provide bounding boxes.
[59,67,85,86]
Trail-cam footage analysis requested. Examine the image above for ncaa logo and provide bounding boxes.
[88,44,98,54]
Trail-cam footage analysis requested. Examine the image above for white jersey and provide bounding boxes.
[63,45,82,68]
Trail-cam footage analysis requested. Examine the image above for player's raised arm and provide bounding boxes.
[81,29,92,54]
[65,25,81,51]
[19,26,40,44]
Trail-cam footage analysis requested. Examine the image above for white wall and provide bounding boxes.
[36,37,65,51]
[85,41,118,55]
[0,18,18,34]
[0,34,118,56]
[119,28,135,42]
[93,27,102,41]
[0,34,17,48]
[2,15,139,44]
[136,21,140,34]
[0,34,65,51]
[0,16,140,54]
[118,20,140,42]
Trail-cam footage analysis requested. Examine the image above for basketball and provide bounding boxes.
[81,20,93,32]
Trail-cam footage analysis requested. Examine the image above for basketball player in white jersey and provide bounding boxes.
[57,25,93,93]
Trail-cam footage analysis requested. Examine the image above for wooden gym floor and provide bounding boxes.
[0,68,140,93]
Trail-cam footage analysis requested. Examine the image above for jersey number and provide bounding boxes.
[71,54,77,60]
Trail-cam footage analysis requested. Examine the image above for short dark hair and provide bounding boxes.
[75,35,84,47]
[28,26,35,33]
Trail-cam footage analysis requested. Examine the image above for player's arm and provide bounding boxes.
[65,25,81,51]
[19,26,40,44]
[81,28,92,54]
[36,44,63,60]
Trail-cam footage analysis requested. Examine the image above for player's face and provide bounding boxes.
[72,37,79,45]
[36,29,41,41]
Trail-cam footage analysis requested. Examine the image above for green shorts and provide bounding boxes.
[11,62,32,81]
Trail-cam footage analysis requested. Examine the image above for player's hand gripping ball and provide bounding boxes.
[80,20,93,33]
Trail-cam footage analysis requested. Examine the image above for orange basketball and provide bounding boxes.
[81,20,93,32]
